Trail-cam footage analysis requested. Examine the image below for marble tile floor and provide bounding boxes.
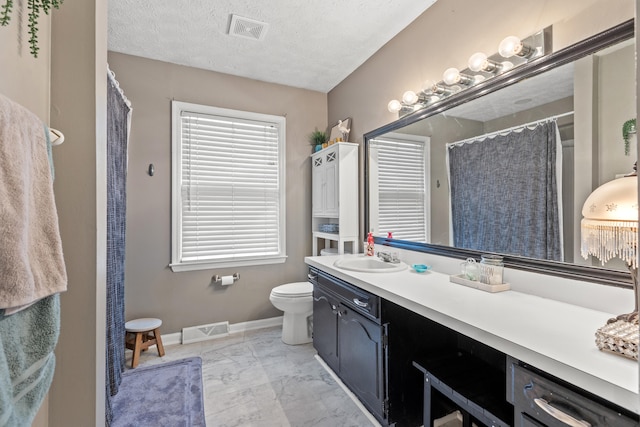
[125,326,379,427]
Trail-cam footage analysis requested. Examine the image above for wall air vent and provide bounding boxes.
[229,14,269,41]
[182,321,230,344]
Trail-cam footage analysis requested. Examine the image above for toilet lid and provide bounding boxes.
[271,281,312,297]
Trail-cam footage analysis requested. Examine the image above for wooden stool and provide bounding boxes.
[125,318,165,368]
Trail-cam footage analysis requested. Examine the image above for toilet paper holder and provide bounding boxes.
[212,273,240,286]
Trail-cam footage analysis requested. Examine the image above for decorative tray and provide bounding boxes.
[595,319,639,360]
[449,274,510,293]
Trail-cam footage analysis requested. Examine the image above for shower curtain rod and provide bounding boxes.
[447,111,574,148]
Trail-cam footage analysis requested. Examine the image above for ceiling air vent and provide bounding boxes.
[229,14,269,41]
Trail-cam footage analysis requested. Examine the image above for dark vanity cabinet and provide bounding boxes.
[308,267,640,427]
[311,281,340,372]
[507,357,639,427]
[308,267,390,425]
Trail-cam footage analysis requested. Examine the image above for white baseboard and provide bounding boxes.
[228,315,283,334]
[161,316,284,347]
[162,332,182,346]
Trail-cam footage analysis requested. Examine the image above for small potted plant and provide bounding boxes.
[622,118,636,156]
[309,129,328,152]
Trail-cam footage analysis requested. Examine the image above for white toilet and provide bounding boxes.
[269,282,313,345]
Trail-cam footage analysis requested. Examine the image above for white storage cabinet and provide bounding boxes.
[311,143,359,255]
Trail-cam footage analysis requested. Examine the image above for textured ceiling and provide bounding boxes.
[108,0,437,93]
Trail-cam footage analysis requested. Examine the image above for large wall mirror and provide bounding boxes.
[364,20,636,287]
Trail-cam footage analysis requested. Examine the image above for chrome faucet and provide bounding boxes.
[377,251,400,263]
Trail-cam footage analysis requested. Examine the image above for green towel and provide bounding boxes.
[0,294,59,427]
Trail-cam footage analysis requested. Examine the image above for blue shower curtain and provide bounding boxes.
[447,120,562,261]
[105,69,131,426]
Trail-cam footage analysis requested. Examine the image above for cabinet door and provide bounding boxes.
[312,155,325,216]
[339,306,385,420]
[323,149,339,217]
[312,285,339,372]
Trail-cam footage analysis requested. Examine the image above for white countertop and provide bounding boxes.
[305,254,639,414]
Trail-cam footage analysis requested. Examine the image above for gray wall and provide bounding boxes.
[107,52,327,334]
[0,0,635,426]
[50,1,108,426]
[327,0,634,235]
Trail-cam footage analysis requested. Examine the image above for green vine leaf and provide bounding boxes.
[0,0,13,27]
[622,118,636,156]
[1,0,63,58]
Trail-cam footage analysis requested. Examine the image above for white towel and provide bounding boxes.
[0,94,67,311]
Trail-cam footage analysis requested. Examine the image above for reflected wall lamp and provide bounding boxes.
[387,27,551,115]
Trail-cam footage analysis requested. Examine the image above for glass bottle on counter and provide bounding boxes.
[460,258,479,281]
[479,254,504,285]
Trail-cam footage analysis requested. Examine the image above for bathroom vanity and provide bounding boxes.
[305,254,639,427]
[308,268,388,419]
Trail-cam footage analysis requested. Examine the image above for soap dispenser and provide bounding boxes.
[366,232,375,256]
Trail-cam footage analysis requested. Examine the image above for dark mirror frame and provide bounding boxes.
[364,19,635,288]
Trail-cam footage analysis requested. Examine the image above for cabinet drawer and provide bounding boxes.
[317,271,380,321]
[509,362,637,427]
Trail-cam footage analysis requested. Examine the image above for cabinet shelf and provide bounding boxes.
[414,352,513,427]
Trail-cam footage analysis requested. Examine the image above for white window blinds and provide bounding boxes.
[171,101,286,271]
[370,135,429,242]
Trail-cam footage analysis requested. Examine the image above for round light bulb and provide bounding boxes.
[442,67,461,85]
[387,99,402,113]
[402,90,419,105]
[468,52,488,72]
[498,36,522,58]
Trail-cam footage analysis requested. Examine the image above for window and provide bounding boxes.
[369,133,429,242]
[171,101,286,271]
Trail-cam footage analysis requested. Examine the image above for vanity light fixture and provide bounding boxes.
[498,35,533,58]
[387,27,550,117]
[387,99,402,113]
[468,52,501,73]
[422,79,453,97]
[442,67,474,86]
[402,90,420,105]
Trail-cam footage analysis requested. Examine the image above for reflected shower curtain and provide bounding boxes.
[447,120,562,261]
[105,68,131,426]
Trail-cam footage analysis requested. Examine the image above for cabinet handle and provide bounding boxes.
[353,298,369,308]
[534,398,591,427]
[307,273,317,280]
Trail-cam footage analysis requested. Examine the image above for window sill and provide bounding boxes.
[170,255,288,272]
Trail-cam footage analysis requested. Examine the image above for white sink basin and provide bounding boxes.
[333,256,408,273]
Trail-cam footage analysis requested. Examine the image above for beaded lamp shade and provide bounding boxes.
[581,175,638,269]
[582,174,639,359]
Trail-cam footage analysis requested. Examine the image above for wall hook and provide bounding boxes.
[148,164,155,176]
